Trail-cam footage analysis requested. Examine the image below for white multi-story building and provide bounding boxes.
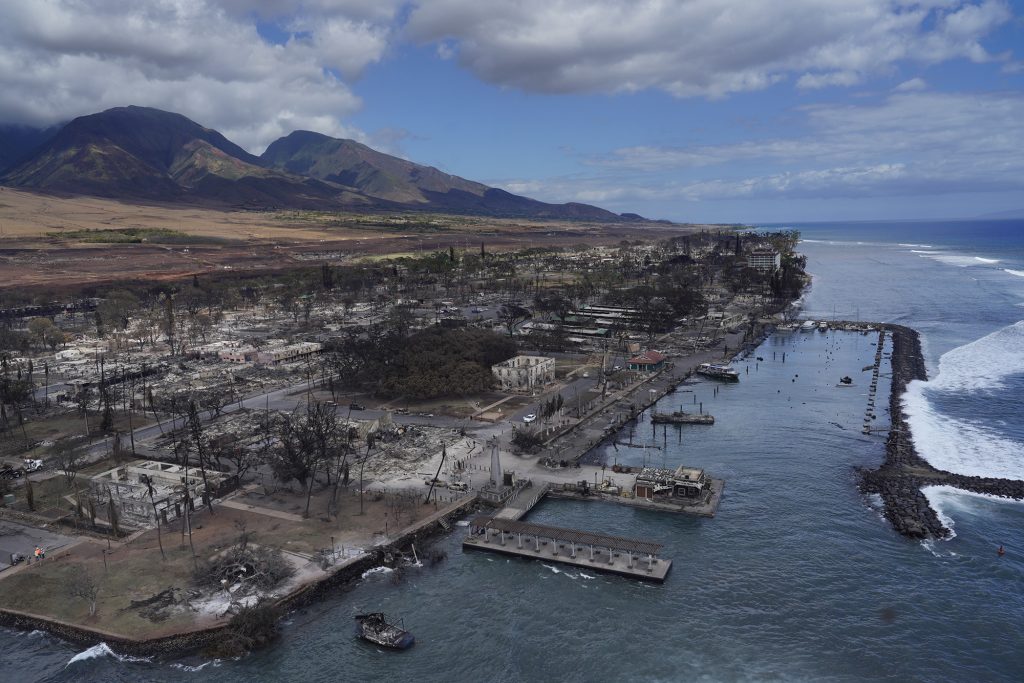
[747,249,781,272]
[491,355,555,391]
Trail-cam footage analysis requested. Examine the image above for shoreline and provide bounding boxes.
[9,319,1020,656]
[0,322,772,657]
[0,495,478,658]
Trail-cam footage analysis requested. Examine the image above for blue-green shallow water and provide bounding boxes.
[5,220,1024,682]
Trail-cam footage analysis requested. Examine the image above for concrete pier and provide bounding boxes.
[463,516,671,582]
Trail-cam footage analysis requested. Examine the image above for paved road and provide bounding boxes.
[0,520,74,570]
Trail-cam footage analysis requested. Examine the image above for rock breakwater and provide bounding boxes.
[859,324,1024,539]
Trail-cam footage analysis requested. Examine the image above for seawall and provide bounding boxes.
[0,495,478,658]
[859,324,1024,539]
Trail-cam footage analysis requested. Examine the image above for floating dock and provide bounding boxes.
[463,516,671,582]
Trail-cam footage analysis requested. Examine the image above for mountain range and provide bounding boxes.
[0,106,633,221]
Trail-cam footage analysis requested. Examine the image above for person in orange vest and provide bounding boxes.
[33,546,42,560]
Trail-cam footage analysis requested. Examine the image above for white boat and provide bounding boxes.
[800,320,816,332]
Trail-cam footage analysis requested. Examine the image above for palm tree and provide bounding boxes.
[141,474,166,561]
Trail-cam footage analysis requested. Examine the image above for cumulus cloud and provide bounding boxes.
[406,0,1014,97]
[0,0,402,151]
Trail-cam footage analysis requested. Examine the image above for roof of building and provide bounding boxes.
[628,350,666,365]
[635,465,705,484]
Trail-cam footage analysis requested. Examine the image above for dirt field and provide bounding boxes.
[0,485,447,638]
[0,188,691,292]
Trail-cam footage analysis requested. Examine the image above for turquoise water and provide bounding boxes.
[5,220,1024,682]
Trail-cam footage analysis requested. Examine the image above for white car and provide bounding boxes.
[523,414,537,424]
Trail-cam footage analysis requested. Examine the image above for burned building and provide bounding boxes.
[633,465,710,501]
[491,355,555,392]
[90,460,230,528]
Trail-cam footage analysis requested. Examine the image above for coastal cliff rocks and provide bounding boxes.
[859,324,1024,539]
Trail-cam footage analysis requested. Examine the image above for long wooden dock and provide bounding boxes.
[463,515,672,582]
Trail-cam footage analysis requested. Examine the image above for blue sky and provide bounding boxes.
[2,1,1023,223]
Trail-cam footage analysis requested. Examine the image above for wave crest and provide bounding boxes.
[66,643,150,667]
[915,251,1001,267]
[904,321,1024,479]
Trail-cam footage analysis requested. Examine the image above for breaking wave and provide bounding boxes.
[360,566,394,579]
[1005,269,1024,278]
[914,251,1002,267]
[922,485,1024,540]
[904,321,1024,479]
[66,643,150,667]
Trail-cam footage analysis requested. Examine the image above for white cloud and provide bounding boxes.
[506,90,1024,205]
[407,0,1015,97]
[600,90,1024,170]
[0,0,401,151]
[894,77,928,91]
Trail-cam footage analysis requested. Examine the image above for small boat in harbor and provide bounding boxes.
[355,613,415,650]
[800,320,816,332]
[651,410,715,425]
[696,363,740,382]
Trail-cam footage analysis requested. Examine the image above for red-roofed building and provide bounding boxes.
[627,350,666,372]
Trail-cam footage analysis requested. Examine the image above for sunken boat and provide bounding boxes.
[695,363,740,382]
[651,410,714,425]
[355,613,415,650]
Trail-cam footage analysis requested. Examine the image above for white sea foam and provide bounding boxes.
[915,320,1024,392]
[924,484,1024,509]
[541,563,579,579]
[66,643,150,667]
[801,239,894,248]
[904,321,1024,479]
[171,660,220,672]
[922,485,1024,541]
[899,243,934,248]
[915,251,1000,268]
[360,566,394,579]
[1005,268,1024,278]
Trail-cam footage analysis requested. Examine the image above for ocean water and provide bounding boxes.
[793,220,1024,481]
[3,220,1024,682]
